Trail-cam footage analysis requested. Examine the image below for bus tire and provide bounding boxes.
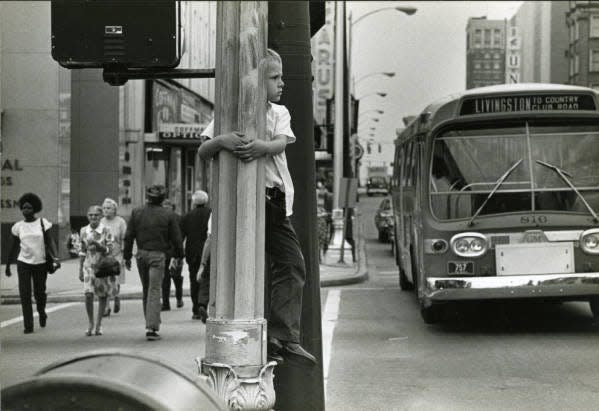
[420,303,441,324]
[399,267,413,291]
[590,297,599,318]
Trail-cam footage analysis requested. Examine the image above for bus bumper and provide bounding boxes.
[424,273,599,302]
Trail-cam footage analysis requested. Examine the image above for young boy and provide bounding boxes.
[198,49,315,366]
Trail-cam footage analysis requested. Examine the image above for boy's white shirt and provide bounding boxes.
[201,102,296,216]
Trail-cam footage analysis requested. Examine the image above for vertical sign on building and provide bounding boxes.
[506,25,521,84]
[311,1,334,149]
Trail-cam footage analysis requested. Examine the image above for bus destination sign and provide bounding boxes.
[460,94,596,115]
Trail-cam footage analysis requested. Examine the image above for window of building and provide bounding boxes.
[474,29,482,48]
[493,29,502,46]
[474,62,482,70]
[493,62,500,70]
[484,52,491,59]
[575,53,580,74]
[591,15,599,38]
[484,29,491,45]
[591,50,599,71]
[570,23,575,42]
[494,53,500,59]
[483,62,491,70]
[575,20,579,40]
[570,54,575,76]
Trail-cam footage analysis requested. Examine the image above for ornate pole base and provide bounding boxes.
[198,360,276,411]
[199,318,277,410]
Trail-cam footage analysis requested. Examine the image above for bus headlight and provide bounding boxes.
[450,232,488,257]
[580,228,599,255]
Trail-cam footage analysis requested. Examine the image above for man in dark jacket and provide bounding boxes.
[124,185,183,341]
[180,190,211,320]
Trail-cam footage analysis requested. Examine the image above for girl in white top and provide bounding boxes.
[5,193,60,334]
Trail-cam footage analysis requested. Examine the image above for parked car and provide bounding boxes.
[374,198,394,242]
[366,176,389,196]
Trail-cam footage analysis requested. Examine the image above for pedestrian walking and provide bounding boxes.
[198,48,315,366]
[161,199,184,311]
[123,185,184,341]
[100,197,127,316]
[79,205,115,336]
[5,193,60,334]
[194,212,212,324]
[179,190,211,320]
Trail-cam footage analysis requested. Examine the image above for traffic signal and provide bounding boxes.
[51,0,180,69]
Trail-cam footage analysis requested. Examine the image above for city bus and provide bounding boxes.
[390,83,599,323]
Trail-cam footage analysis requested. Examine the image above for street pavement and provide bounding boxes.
[0,212,368,305]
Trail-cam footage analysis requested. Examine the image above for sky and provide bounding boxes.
[348,1,523,147]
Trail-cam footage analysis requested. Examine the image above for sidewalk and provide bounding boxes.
[1,214,367,305]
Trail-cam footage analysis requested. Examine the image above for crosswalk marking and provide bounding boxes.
[1,302,79,328]
[322,289,341,398]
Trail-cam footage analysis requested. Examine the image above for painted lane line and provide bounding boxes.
[1,302,79,328]
[322,289,341,397]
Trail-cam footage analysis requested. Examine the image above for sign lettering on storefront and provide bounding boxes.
[460,94,597,115]
[158,123,208,139]
[1,159,24,208]
[311,1,334,126]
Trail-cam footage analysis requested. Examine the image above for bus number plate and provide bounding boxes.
[448,261,474,275]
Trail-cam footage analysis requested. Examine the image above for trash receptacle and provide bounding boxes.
[1,350,226,411]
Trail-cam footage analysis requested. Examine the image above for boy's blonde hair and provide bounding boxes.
[266,48,282,66]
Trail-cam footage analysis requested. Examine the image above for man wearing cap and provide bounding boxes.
[179,190,211,320]
[123,185,184,340]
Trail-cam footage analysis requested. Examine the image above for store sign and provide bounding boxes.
[505,26,521,84]
[311,1,334,126]
[460,94,597,115]
[158,123,208,139]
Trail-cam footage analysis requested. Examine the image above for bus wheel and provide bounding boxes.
[399,267,414,291]
[590,297,599,318]
[420,303,441,324]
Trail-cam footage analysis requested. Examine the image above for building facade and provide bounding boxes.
[1,2,217,262]
[465,17,507,89]
[566,0,599,90]
[509,1,569,85]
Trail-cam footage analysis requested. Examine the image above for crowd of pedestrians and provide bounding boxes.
[4,188,212,341]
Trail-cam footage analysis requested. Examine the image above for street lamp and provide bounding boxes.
[357,92,387,100]
[358,109,384,118]
[351,6,417,27]
[355,71,395,87]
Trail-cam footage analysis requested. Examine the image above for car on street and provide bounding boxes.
[374,198,394,242]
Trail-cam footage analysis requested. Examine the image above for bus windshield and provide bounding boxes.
[429,123,599,220]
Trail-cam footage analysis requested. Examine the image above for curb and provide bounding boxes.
[320,213,368,287]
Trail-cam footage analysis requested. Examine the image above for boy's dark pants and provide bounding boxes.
[265,193,306,344]
[17,261,48,331]
[199,192,306,343]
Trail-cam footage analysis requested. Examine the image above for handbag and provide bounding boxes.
[40,219,58,274]
[95,255,121,278]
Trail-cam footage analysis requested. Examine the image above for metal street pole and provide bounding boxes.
[327,0,352,262]
[200,3,275,409]
[268,2,325,410]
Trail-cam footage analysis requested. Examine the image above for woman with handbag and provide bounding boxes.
[79,205,115,336]
[100,197,127,316]
[4,193,60,334]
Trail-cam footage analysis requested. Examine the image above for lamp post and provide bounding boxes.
[358,109,384,118]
